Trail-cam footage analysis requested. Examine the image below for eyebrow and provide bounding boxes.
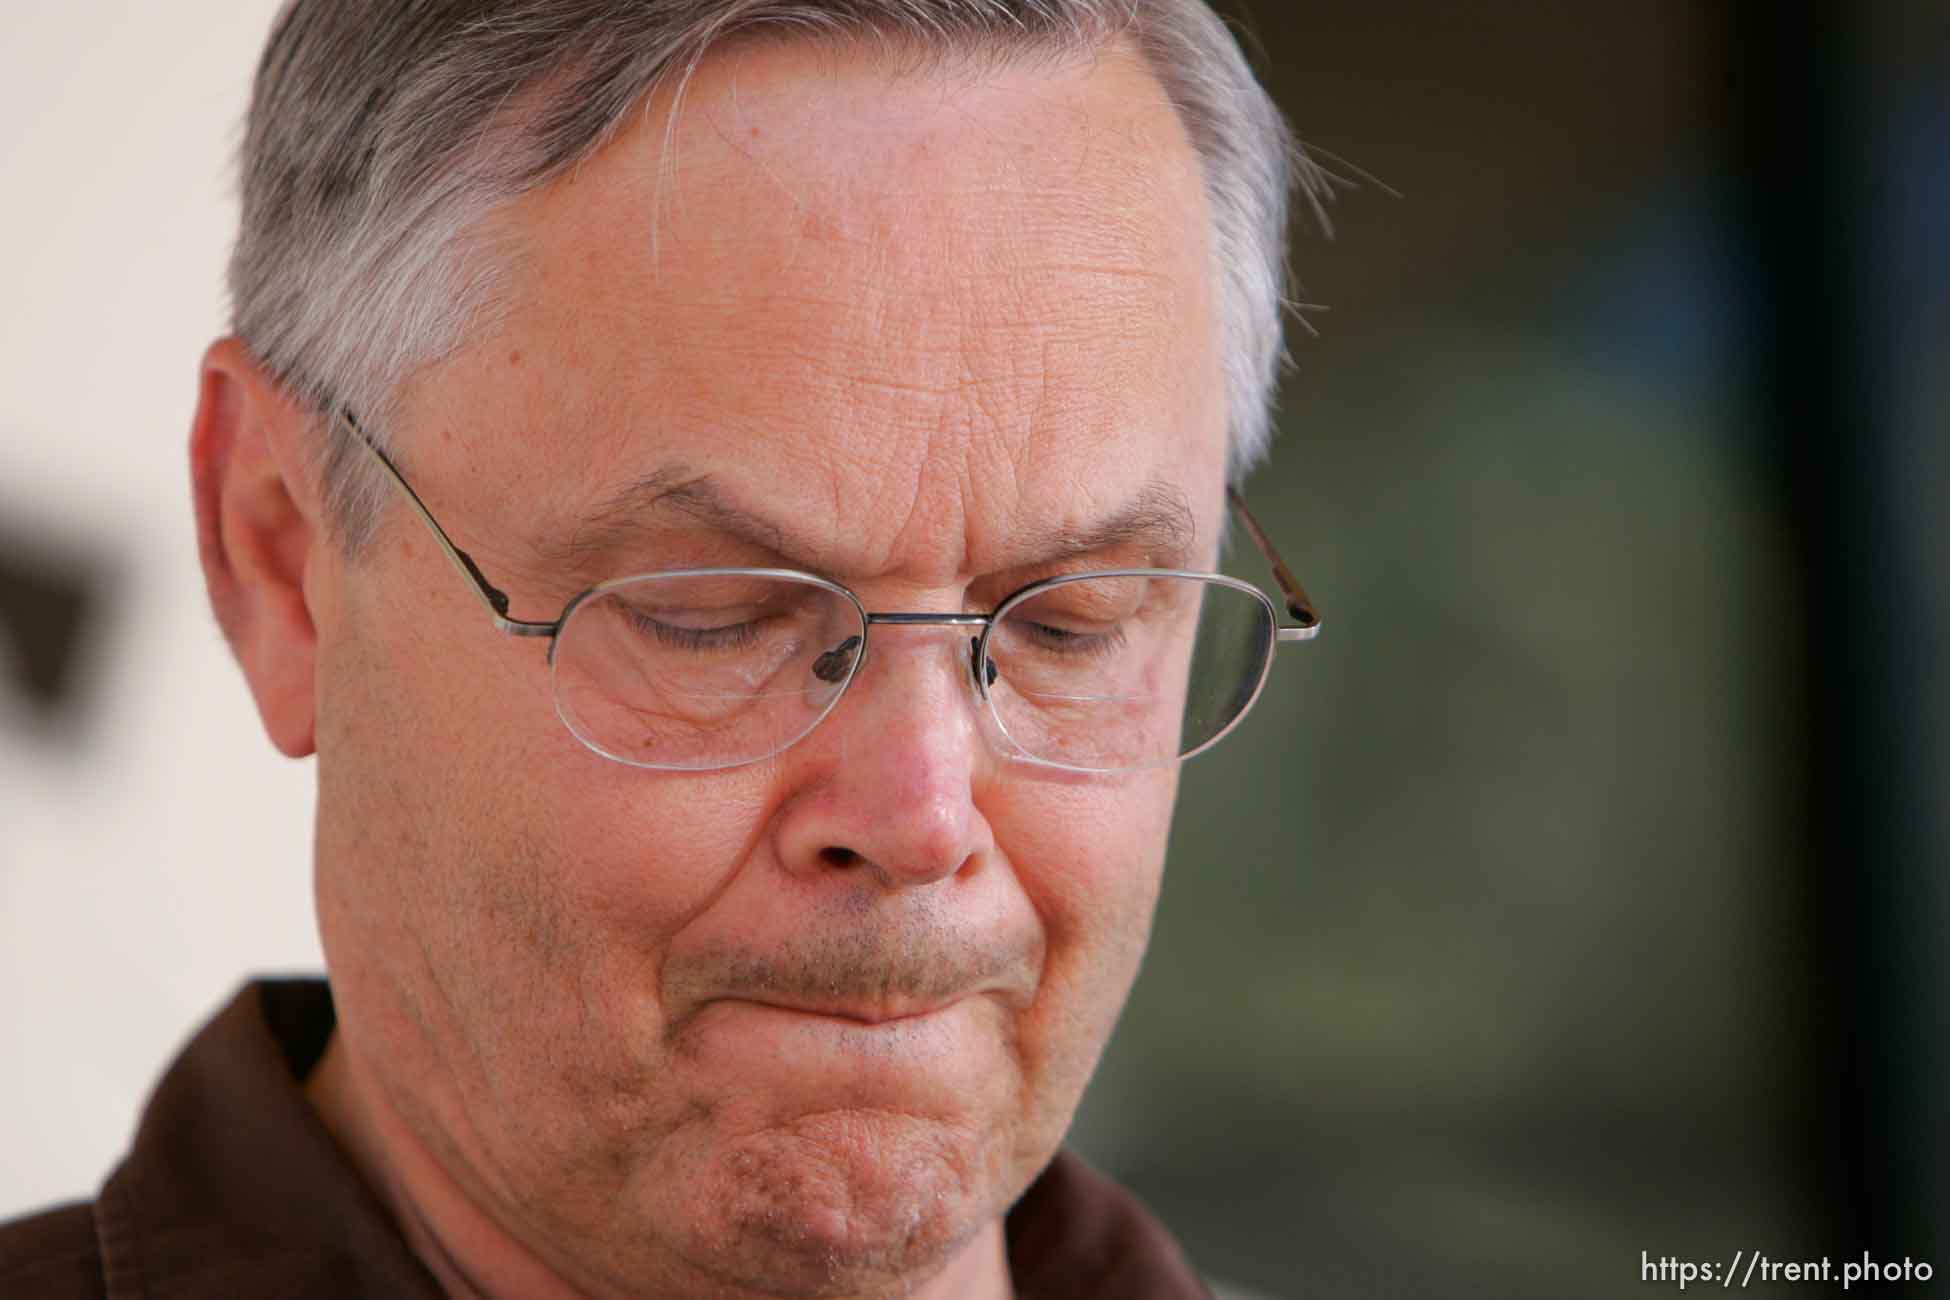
[538,468,1199,576]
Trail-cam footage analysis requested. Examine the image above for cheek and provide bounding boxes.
[980,767,1176,1168]
[996,765,1178,1035]
[315,593,818,1191]
[314,577,779,1075]
[329,554,771,933]
[1006,768,1176,928]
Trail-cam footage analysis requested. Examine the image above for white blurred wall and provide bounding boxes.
[0,1,318,1219]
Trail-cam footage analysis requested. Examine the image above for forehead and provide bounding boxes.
[424,37,1227,582]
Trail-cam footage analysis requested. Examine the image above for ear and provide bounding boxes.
[190,338,324,758]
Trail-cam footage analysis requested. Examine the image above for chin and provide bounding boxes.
[684,1110,1001,1294]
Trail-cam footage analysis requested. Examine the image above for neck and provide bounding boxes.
[304,1030,1015,1300]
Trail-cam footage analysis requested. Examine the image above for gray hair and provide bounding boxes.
[231,0,1325,545]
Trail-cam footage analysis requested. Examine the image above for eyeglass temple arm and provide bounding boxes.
[339,410,557,638]
[1227,487,1321,642]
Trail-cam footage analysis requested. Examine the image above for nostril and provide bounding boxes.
[819,846,862,868]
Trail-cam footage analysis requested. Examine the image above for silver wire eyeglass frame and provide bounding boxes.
[341,409,1322,770]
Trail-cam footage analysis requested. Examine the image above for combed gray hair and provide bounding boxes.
[231,0,1325,545]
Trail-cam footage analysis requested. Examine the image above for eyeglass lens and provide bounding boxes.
[550,572,1274,772]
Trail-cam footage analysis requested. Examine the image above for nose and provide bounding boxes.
[772,625,996,890]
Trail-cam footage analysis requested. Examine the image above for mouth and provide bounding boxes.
[668,991,1017,1093]
[727,995,967,1027]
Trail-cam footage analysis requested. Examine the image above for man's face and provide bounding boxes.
[308,37,1225,1297]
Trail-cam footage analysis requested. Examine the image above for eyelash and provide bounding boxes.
[1016,621,1128,659]
[627,613,763,652]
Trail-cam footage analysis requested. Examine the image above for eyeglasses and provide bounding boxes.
[343,411,1320,773]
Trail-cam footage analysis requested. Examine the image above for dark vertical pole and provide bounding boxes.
[1729,0,1930,1260]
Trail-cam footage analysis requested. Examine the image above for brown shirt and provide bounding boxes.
[0,980,1213,1299]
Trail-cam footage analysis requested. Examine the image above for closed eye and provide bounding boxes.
[1012,621,1128,659]
[626,611,765,653]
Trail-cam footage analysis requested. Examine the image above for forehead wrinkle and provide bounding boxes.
[529,463,1195,582]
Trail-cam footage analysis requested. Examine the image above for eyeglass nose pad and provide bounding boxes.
[969,635,997,694]
[812,634,863,685]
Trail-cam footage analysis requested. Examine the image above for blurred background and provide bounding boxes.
[2,3,1945,1297]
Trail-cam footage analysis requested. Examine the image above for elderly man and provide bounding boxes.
[1,1,1323,1296]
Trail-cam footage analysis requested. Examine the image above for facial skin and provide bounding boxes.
[194,35,1226,1300]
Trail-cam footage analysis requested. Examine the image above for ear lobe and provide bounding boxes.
[191,338,323,759]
